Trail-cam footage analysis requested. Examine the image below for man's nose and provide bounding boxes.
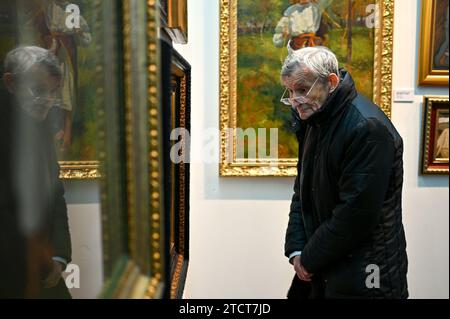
[292,96,306,106]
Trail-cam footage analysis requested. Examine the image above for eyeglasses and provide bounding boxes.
[27,87,62,107]
[280,77,320,106]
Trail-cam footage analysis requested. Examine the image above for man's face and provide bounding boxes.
[282,69,330,120]
[12,66,61,121]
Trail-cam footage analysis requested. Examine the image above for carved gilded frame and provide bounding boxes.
[420,96,449,175]
[219,0,395,177]
[98,0,166,299]
[418,0,449,86]
[170,50,190,299]
[166,0,188,44]
[59,162,100,180]
[159,39,190,299]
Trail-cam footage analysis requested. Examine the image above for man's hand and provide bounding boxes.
[43,260,63,288]
[293,255,313,282]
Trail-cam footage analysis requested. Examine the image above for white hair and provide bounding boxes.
[281,46,339,81]
[4,46,61,79]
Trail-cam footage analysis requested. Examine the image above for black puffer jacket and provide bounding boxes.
[285,70,408,299]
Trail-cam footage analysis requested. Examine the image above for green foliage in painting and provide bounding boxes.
[236,0,375,159]
[58,0,99,161]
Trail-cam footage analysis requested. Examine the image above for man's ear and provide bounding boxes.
[3,73,15,93]
[328,73,340,93]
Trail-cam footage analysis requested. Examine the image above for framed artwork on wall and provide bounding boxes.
[160,0,188,44]
[219,0,395,176]
[168,0,188,44]
[418,0,449,86]
[421,96,449,175]
[99,0,166,298]
[160,40,190,299]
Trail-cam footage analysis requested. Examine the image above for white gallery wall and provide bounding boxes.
[64,181,103,299]
[174,0,449,299]
[390,0,449,299]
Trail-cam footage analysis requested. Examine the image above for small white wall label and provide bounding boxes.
[393,89,414,103]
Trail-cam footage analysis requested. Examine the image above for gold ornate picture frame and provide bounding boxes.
[167,0,188,44]
[420,96,449,175]
[219,0,395,177]
[59,161,100,180]
[99,0,166,299]
[159,39,190,299]
[418,0,449,86]
[159,0,188,44]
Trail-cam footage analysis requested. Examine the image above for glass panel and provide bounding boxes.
[0,0,127,298]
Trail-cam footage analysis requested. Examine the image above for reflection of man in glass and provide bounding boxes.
[0,46,72,298]
[273,0,333,53]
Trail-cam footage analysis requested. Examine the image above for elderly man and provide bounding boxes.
[282,46,408,299]
[0,46,72,298]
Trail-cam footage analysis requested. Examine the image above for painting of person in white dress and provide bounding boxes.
[435,114,449,160]
[43,0,92,152]
[273,0,334,53]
